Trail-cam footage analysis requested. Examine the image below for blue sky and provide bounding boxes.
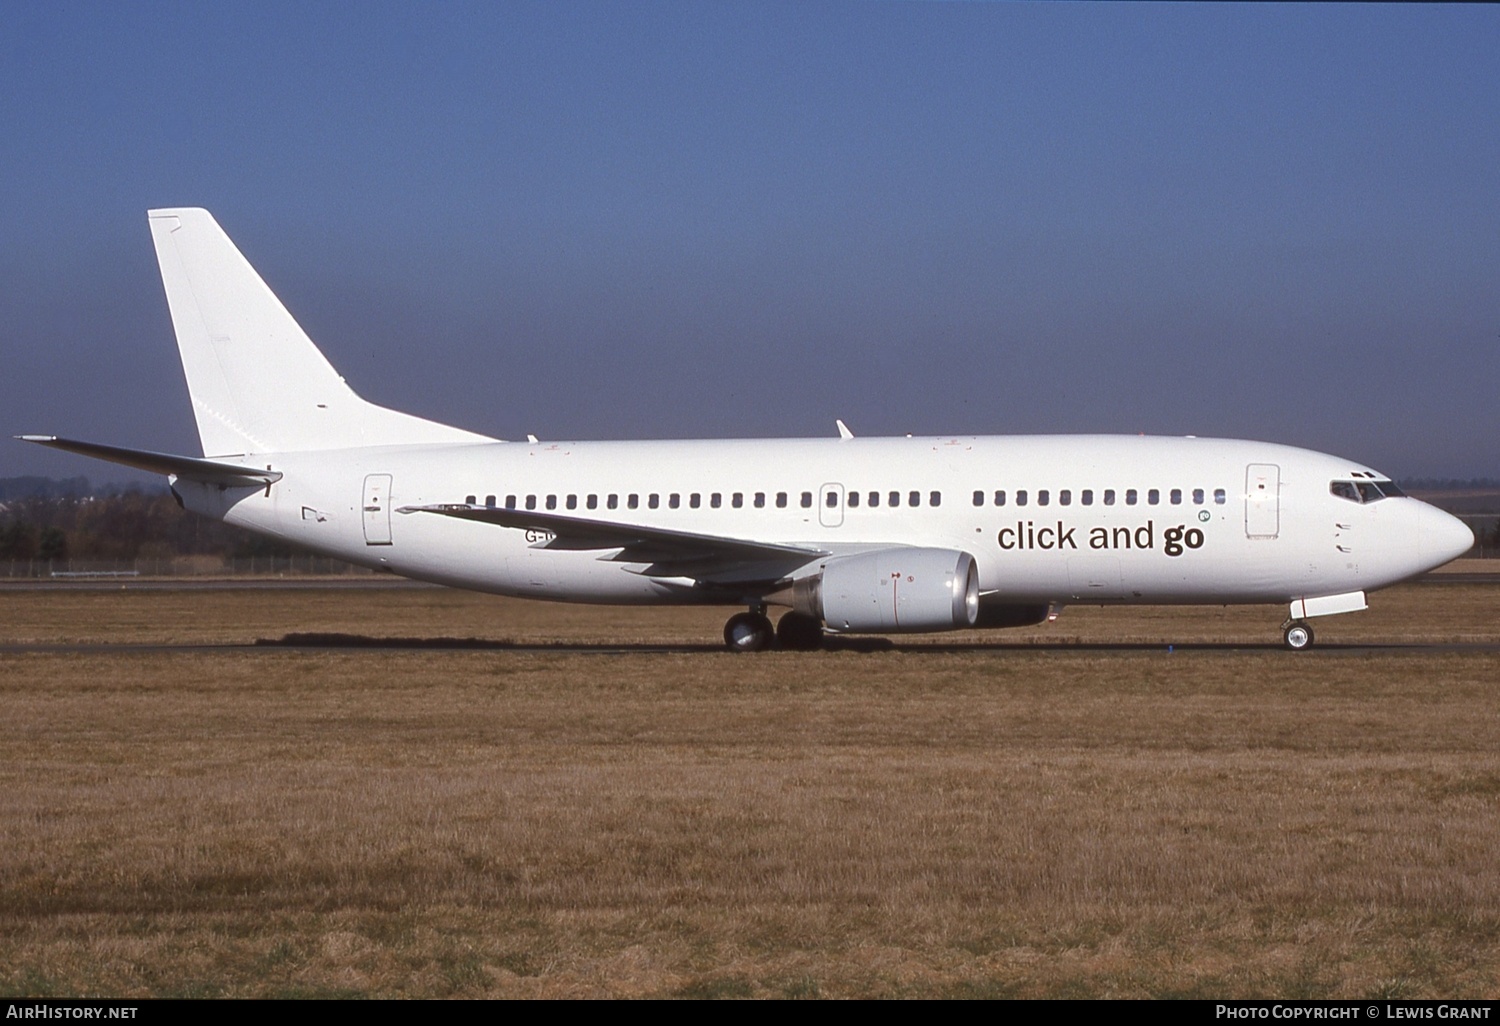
[4,2,1498,481]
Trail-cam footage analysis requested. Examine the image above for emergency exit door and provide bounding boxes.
[819,483,845,528]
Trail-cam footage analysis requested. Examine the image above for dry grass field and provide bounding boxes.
[1,581,1498,998]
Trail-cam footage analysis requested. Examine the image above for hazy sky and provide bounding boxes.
[3,2,1498,481]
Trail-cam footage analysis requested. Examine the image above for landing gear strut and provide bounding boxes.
[724,609,775,653]
[1282,620,1314,651]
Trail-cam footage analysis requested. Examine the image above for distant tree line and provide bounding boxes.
[0,476,92,502]
[0,478,297,562]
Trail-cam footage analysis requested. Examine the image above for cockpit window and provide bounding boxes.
[1332,480,1403,504]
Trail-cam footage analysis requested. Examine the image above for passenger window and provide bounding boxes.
[848,491,860,508]
[732,493,743,508]
[1170,489,1181,505]
[1125,489,1137,506]
[484,494,496,507]
[909,491,920,507]
[690,493,701,508]
[607,494,618,510]
[801,492,813,509]
[826,492,837,508]
[1038,489,1050,506]
[566,494,577,510]
[754,492,765,508]
[465,494,476,505]
[994,490,1006,506]
[546,495,557,510]
[668,494,680,509]
[1147,489,1159,505]
[712,493,722,509]
[776,492,787,508]
[1214,488,1226,505]
[1016,490,1028,506]
[628,494,639,509]
[586,494,598,510]
[889,491,900,507]
[973,490,985,507]
[868,491,879,508]
[648,494,660,509]
[1103,489,1115,506]
[505,495,517,509]
[1192,488,1204,505]
[1081,489,1093,506]
[1059,490,1071,506]
[525,495,536,510]
[930,491,941,507]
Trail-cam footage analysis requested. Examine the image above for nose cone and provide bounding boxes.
[1419,503,1474,569]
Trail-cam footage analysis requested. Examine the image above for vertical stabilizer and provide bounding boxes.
[147,208,492,456]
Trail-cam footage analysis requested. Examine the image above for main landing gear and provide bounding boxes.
[1282,619,1315,651]
[723,608,826,652]
[724,609,775,652]
[775,611,825,651]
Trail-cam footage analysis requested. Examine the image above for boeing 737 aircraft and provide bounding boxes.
[21,209,1474,651]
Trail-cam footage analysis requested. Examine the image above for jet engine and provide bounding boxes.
[781,547,979,633]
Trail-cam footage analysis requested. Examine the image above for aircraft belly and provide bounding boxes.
[1066,554,1124,601]
[381,532,671,602]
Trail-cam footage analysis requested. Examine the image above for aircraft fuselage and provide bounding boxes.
[174,433,1469,610]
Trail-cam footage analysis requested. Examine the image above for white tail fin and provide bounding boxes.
[147,208,493,456]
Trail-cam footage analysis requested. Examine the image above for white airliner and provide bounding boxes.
[21,209,1474,651]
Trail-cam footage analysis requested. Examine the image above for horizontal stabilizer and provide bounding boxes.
[17,435,282,487]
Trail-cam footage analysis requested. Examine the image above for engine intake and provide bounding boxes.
[785,547,979,633]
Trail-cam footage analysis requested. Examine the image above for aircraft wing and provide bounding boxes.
[17,435,282,487]
[398,503,828,580]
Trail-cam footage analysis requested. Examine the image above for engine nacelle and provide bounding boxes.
[787,547,979,633]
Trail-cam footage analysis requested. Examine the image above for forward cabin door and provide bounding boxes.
[363,473,393,545]
[1244,464,1280,538]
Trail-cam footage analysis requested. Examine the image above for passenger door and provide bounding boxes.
[363,473,393,545]
[1245,464,1280,538]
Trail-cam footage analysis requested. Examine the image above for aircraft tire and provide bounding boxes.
[1283,621,1314,651]
[724,611,775,653]
[776,611,825,651]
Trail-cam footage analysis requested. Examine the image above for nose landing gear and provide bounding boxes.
[1282,619,1314,651]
